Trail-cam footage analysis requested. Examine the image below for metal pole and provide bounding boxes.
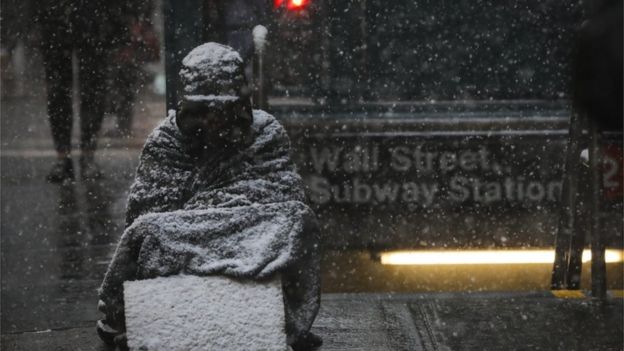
[567,113,592,289]
[258,53,264,109]
[589,122,607,298]
[252,25,268,110]
[552,111,584,289]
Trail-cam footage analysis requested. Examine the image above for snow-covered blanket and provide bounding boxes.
[99,109,320,342]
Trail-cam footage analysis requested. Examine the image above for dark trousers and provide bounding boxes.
[41,24,107,154]
[107,62,142,133]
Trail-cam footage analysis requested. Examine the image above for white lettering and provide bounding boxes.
[420,183,438,206]
[547,181,563,201]
[373,183,400,202]
[310,147,342,173]
[483,182,502,203]
[478,148,491,170]
[504,177,516,201]
[459,150,478,171]
[353,178,372,203]
[449,176,470,201]
[390,147,411,171]
[526,181,545,201]
[439,152,457,172]
[401,182,419,202]
[308,176,331,204]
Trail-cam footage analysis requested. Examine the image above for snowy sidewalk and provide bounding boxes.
[3,291,622,350]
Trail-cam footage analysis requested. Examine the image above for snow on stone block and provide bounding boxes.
[124,274,287,351]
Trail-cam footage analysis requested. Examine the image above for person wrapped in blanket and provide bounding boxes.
[96,42,322,350]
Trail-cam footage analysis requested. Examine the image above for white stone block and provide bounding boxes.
[124,274,287,351]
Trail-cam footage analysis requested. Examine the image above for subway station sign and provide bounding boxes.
[303,142,565,207]
[284,117,622,210]
[281,112,623,249]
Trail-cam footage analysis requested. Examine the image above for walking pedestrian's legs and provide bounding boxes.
[77,44,106,179]
[41,29,74,182]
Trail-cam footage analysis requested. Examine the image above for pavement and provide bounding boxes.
[1,75,623,350]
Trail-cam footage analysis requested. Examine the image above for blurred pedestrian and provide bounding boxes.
[106,0,160,138]
[572,0,622,131]
[37,1,124,182]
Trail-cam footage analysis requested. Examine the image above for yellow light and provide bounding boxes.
[291,0,303,6]
[380,249,624,265]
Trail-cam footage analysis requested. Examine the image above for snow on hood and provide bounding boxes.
[179,42,247,97]
[181,94,242,108]
[183,94,240,102]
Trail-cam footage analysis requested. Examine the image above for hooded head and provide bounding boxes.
[176,43,253,149]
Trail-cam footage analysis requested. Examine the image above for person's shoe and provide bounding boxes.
[46,158,74,183]
[96,320,128,350]
[114,332,129,351]
[96,319,121,346]
[80,156,102,180]
[97,299,128,350]
[291,332,323,351]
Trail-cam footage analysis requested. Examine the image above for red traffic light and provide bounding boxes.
[274,0,309,11]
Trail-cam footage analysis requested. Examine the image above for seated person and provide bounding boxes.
[97,42,321,350]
